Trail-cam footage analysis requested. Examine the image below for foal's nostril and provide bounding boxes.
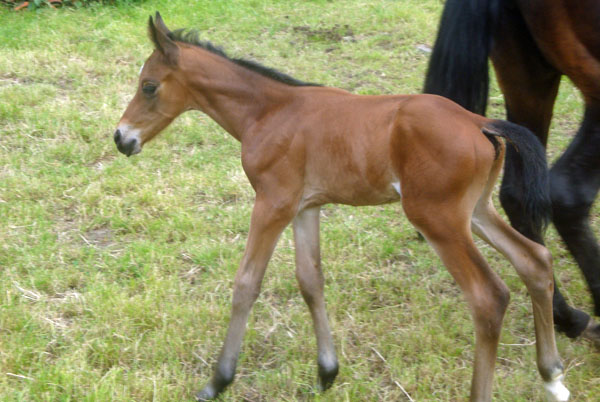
[113,127,141,156]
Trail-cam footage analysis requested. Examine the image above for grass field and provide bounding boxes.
[1,0,599,400]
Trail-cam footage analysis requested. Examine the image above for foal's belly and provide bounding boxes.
[299,180,402,210]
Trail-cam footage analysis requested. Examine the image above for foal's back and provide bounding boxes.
[262,90,495,209]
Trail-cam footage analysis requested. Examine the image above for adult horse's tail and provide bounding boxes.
[423,0,500,116]
[482,120,552,236]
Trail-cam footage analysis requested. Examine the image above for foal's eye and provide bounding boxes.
[142,83,158,96]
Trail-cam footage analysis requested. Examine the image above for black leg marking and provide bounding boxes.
[317,358,339,391]
[196,361,236,401]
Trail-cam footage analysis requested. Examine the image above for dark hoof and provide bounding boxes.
[317,363,339,391]
[581,318,600,348]
[196,365,235,401]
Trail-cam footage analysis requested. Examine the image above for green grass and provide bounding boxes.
[1,0,599,400]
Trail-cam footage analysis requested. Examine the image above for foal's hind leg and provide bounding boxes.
[472,200,569,401]
[403,200,510,402]
[293,207,338,390]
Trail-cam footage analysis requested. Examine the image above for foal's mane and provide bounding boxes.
[168,29,321,87]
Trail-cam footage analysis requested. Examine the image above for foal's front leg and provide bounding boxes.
[196,194,296,401]
[293,207,339,390]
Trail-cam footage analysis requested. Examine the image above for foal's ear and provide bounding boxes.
[148,12,179,65]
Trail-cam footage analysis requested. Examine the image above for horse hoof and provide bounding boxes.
[317,362,339,391]
[544,374,570,402]
[580,318,600,347]
[195,385,217,401]
[318,374,337,392]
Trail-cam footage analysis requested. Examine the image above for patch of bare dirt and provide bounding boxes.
[293,24,355,43]
[82,225,115,248]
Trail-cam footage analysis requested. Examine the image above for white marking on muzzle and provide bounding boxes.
[117,123,142,155]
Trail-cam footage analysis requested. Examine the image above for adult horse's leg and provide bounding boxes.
[472,198,569,401]
[490,6,592,339]
[403,199,509,401]
[490,5,559,240]
[550,103,600,339]
[196,193,297,401]
[293,206,339,390]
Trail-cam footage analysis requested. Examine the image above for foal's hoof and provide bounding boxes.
[580,318,600,348]
[195,385,218,401]
[544,374,570,402]
[317,363,339,391]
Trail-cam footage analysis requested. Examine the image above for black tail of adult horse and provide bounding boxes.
[483,120,552,235]
[423,0,500,115]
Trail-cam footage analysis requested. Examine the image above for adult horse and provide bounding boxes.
[424,0,600,343]
[114,13,569,401]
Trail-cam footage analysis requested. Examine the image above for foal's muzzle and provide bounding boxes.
[114,129,141,157]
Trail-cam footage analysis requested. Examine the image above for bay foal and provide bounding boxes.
[114,13,569,401]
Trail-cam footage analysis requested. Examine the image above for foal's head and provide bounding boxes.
[114,12,188,156]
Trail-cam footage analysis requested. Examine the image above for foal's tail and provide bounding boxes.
[423,0,501,115]
[482,120,552,236]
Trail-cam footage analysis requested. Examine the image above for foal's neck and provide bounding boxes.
[180,47,296,141]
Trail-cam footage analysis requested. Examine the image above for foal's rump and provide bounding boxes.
[390,95,550,236]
